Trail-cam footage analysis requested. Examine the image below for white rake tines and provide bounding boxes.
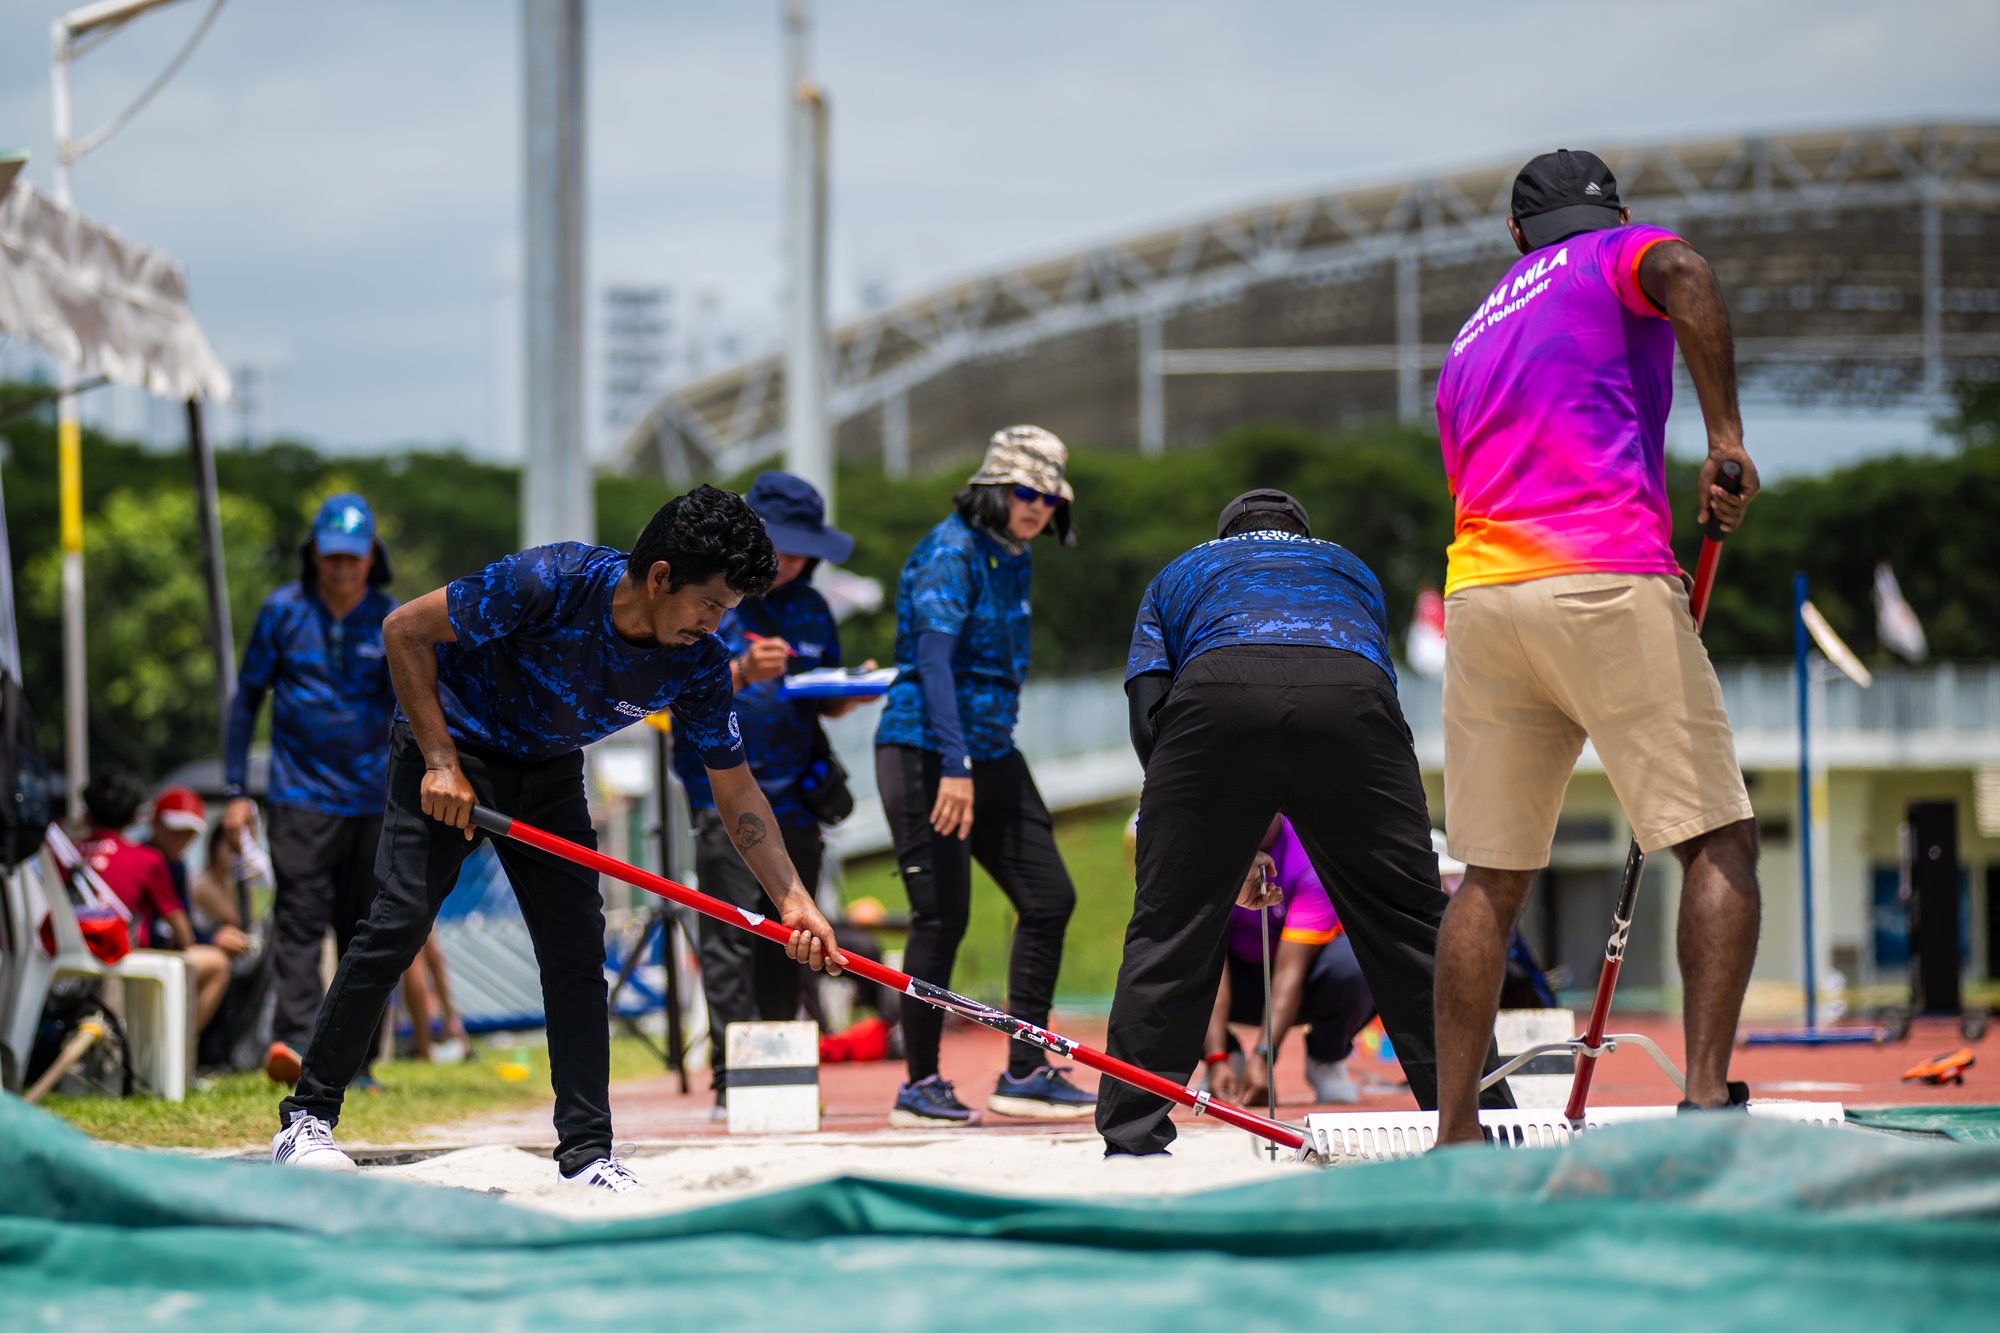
[1302,1101,1848,1161]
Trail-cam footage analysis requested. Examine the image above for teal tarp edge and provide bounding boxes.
[1847,1104,2000,1144]
[6,1094,2000,1331]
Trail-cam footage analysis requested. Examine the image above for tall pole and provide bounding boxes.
[185,398,235,743]
[51,20,87,819]
[1794,572,1817,1028]
[522,0,592,548]
[783,0,832,512]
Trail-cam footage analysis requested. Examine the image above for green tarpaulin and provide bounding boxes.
[4,1095,1998,1330]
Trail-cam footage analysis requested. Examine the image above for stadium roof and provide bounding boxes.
[617,121,2000,481]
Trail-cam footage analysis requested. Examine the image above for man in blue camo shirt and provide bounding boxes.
[1099,489,1512,1157]
[223,493,397,1088]
[273,485,843,1191]
[673,472,873,1117]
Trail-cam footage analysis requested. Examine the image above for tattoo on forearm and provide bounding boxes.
[733,812,767,852]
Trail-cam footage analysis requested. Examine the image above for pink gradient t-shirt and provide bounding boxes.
[1434,224,1683,596]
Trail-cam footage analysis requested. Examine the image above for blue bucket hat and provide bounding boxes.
[744,472,853,565]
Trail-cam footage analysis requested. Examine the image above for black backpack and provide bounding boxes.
[0,671,53,868]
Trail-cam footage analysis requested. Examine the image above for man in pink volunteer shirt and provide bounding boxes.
[1431,149,1761,1146]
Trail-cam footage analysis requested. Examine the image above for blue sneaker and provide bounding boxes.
[890,1075,979,1128]
[987,1066,1097,1119]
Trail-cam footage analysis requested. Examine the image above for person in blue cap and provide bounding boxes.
[223,493,398,1087]
[674,472,872,1119]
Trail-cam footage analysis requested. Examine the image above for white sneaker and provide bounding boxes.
[1306,1056,1361,1105]
[271,1111,357,1172]
[561,1156,642,1193]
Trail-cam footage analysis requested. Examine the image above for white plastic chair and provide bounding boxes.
[2,845,193,1101]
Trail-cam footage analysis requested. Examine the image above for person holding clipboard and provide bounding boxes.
[673,472,872,1119]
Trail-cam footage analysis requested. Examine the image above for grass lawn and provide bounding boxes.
[41,1035,664,1152]
[840,800,1139,1009]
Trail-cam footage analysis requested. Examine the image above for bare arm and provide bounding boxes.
[1638,240,1760,531]
[384,590,477,838]
[707,761,844,974]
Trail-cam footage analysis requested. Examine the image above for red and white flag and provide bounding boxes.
[1873,562,1928,663]
[1408,588,1447,678]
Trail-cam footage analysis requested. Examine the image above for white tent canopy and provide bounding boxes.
[0,178,230,403]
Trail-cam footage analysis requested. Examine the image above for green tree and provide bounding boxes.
[25,487,279,777]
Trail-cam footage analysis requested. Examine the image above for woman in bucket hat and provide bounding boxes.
[874,426,1094,1126]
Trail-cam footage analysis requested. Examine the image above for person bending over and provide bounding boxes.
[1101,489,1513,1158]
[1200,816,1378,1110]
[272,485,842,1190]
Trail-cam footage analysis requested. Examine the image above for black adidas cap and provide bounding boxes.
[1217,488,1310,540]
[1511,149,1622,251]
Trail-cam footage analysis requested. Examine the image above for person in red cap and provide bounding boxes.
[144,785,250,964]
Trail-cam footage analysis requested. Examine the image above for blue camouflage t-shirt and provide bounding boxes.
[425,543,746,767]
[673,578,841,827]
[1126,530,1396,685]
[875,514,1033,761]
[226,583,397,816]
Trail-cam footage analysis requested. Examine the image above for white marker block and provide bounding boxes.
[1493,1008,1577,1109]
[724,1020,820,1135]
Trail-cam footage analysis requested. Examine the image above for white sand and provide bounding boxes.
[368,1127,1318,1219]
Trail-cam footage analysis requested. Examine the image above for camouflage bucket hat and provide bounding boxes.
[966,425,1075,503]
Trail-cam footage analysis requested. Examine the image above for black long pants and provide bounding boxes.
[1098,646,1513,1156]
[266,805,384,1066]
[693,808,822,1098]
[876,744,1076,1083]
[282,724,614,1175]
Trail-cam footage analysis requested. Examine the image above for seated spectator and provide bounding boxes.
[1200,816,1378,1108]
[78,770,246,1033]
[140,785,208,948]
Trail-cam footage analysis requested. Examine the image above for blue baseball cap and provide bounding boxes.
[744,472,854,565]
[312,493,376,559]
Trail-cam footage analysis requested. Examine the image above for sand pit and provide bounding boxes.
[369,1126,1313,1218]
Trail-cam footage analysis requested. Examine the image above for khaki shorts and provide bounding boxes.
[1442,572,1752,869]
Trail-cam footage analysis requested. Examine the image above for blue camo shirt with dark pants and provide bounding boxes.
[225,578,398,1056]
[873,512,1077,1088]
[282,542,748,1176]
[1099,527,1491,1157]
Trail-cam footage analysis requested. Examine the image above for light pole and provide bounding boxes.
[49,0,202,816]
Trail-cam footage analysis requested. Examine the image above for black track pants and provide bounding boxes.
[266,806,384,1066]
[282,724,614,1175]
[1097,646,1514,1156]
[693,808,822,1097]
[876,744,1076,1083]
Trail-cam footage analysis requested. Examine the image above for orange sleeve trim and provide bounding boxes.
[1280,924,1342,947]
[1627,235,1676,319]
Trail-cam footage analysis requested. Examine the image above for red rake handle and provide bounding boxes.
[1560,460,1741,1122]
[470,805,1306,1151]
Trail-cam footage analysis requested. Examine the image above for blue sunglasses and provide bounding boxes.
[1011,484,1066,508]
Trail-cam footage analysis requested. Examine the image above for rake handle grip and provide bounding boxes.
[470,805,1306,1151]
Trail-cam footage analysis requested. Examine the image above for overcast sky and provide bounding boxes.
[3,0,1996,470]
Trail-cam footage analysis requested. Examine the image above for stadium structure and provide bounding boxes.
[615,122,2000,482]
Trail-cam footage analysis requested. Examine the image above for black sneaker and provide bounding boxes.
[987,1066,1097,1119]
[1677,1080,1751,1113]
[890,1075,979,1127]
